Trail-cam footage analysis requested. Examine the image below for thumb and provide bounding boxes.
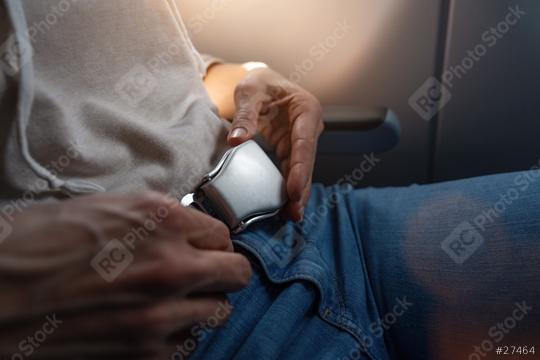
[228,92,265,147]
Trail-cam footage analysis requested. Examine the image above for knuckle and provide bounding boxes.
[293,137,316,154]
[210,219,230,239]
[235,107,259,126]
[235,80,258,97]
[301,92,323,116]
[304,91,321,107]
[186,212,231,250]
[211,221,231,250]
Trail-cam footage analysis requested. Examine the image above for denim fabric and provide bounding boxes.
[187,171,540,360]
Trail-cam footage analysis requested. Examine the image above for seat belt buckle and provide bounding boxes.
[181,140,287,233]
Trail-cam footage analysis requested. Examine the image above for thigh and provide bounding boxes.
[348,171,540,359]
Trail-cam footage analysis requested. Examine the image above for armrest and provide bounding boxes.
[318,106,401,155]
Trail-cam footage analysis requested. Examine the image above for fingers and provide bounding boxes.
[64,297,230,340]
[118,242,252,295]
[2,191,246,358]
[50,192,243,299]
[187,224,233,252]
[130,208,244,293]
[286,101,324,219]
[189,250,252,293]
[180,207,233,252]
[229,69,323,222]
[127,193,233,252]
[228,82,270,146]
[287,138,315,202]
[284,178,312,221]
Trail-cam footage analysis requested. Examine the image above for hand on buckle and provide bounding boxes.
[181,140,287,233]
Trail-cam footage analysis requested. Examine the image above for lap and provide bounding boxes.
[349,170,540,359]
[189,170,540,360]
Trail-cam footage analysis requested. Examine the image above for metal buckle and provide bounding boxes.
[181,140,287,233]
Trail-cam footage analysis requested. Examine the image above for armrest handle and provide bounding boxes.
[318,106,401,155]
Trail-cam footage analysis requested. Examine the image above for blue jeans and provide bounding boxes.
[185,171,540,360]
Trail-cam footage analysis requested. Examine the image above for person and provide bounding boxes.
[0,1,538,359]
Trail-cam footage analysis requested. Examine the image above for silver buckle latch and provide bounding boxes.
[181,140,287,233]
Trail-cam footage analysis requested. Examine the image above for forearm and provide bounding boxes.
[203,62,269,120]
[203,63,248,120]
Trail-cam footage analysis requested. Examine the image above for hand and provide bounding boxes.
[227,66,324,221]
[0,193,252,359]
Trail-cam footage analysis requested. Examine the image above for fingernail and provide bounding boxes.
[230,127,247,139]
